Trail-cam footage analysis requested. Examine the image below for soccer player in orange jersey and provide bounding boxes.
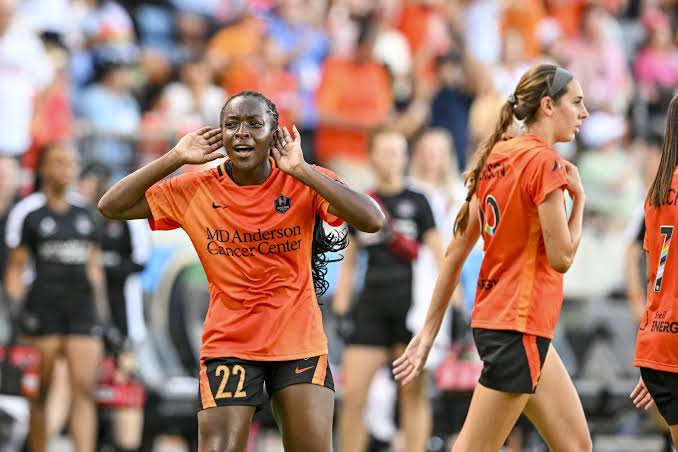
[97,90,385,452]
[630,95,678,448]
[393,65,592,452]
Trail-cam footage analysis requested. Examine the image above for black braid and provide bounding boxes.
[220,90,279,130]
[311,215,349,299]
[219,90,347,298]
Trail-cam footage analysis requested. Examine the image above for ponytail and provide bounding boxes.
[453,101,515,236]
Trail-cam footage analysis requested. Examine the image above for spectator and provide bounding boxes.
[634,8,678,137]
[315,15,392,188]
[162,57,226,127]
[75,61,141,181]
[578,113,643,226]
[265,0,330,131]
[0,0,54,160]
[561,4,632,115]
[429,47,487,172]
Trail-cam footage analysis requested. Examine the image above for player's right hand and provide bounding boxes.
[393,332,434,386]
[563,161,584,198]
[173,127,224,165]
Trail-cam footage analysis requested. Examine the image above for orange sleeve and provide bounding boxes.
[145,171,202,231]
[523,149,568,206]
[310,165,345,227]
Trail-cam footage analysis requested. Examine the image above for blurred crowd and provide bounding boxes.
[1,0,678,450]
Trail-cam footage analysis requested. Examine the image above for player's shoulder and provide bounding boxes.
[8,192,47,223]
[402,186,430,204]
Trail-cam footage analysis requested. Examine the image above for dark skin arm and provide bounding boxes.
[272,126,384,232]
[98,127,224,220]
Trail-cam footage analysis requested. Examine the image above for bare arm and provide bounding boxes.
[420,201,480,340]
[332,236,358,316]
[272,126,385,232]
[393,196,481,384]
[98,127,224,220]
[4,247,30,304]
[537,162,585,273]
[86,246,110,324]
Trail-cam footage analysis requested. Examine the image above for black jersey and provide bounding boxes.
[5,193,103,303]
[351,188,436,290]
[101,219,150,286]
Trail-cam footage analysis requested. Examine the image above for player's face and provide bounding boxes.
[552,79,589,143]
[221,96,274,172]
[42,145,78,189]
[369,132,408,181]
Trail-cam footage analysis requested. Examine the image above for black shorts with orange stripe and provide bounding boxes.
[473,329,550,394]
[199,355,334,411]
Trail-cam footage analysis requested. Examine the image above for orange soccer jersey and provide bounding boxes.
[145,159,343,361]
[635,168,678,373]
[472,134,568,339]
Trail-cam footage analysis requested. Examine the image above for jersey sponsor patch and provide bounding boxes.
[274,195,291,214]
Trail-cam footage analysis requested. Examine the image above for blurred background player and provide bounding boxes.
[333,128,443,452]
[4,143,108,452]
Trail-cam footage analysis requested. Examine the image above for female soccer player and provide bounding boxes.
[97,90,384,452]
[333,129,443,452]
[631,95,678,448]
[393,64,592,452]
[4,143,108,452]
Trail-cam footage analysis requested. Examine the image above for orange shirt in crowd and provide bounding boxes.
[145,159,343,361]
[314,56,392,164]
[472,134,568,339]
[635,167,678,373]
[225,63,300,130]
[501,0,546,58]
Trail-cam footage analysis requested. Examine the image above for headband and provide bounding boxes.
[548,67,573,98]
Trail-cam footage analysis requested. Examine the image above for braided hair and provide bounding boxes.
[220,90,348,297]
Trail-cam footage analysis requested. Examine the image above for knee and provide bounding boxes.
[70,378,97,401]
[199,432,245,452]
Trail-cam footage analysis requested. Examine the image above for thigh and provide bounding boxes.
[63,336,103,389]
[270,383,334,452]
[28,336,63,399]
[341,346,390,398]
[198,405,256,452]
[523,346,591,452]
[453,383,529,452]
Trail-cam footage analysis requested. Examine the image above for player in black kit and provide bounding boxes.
[333,129,443,452]
[3,144,108,452]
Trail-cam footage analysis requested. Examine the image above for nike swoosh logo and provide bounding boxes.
[295,366,314,374]
[212,202,228,209]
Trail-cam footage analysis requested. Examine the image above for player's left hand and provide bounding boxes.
[630,376,655,410]
[271,125,307,177]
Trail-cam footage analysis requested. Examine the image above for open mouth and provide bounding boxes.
[233,145,254,156]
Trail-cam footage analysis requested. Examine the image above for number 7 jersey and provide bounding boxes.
[472,134,568,339]
[635,167,678,372]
